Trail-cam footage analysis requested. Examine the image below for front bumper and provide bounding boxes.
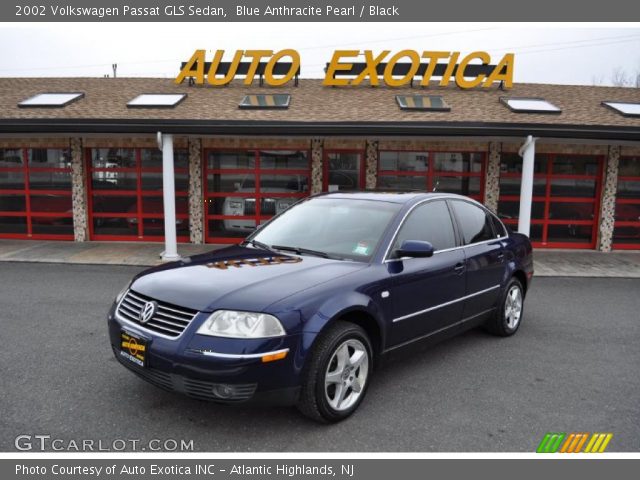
[108,308,305,405]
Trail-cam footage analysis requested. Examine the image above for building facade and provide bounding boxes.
[0,77,639,251]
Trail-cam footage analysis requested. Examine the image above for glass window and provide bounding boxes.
[28,149,70,168]
[489,214,507,237]
[500,153,548,175]
[239,94,290,109]
[377,175,426,190]
[392,200,457,253]
[602,101,640,117]
[552,156,600,175]
[253,198,402,262]
[615,203,640,222]
[500,97,561,113]
[379,151,428,172]
[451,200,495,245]
[91,149,136,169]
[207,151,255,170]
[0,149,24,167]
[127,94,186,108]
[327,152,361,191]
[433,153,483,173]
[396,95,450,111]
[29,171,72,190]
[433,176,480,195]
[19,92,84,108]
[260,150,308,170]
[0,194,26,211]
[141,149,188,169]
[618,157,640,177]
[260,174,308,193]
[30,195,72,213]
[549,202,595,221]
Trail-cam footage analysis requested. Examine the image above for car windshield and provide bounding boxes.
[249,197,402,262]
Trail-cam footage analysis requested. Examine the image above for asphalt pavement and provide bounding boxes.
[0,262,638,452]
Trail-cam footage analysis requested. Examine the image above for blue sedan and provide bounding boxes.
[108,192,533,422]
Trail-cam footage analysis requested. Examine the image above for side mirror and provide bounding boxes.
[395,240,435,258]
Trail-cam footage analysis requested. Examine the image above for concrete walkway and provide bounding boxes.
[0,239,639,277]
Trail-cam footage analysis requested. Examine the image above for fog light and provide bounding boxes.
[211,384,236,399]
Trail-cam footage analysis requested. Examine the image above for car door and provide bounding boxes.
[449,199,507,320]
[386,200,466,347]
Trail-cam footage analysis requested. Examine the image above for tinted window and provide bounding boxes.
[451,201,495,245]
[392,201,456,254]
[489,214,507,238]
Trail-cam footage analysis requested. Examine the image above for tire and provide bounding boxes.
[484,277,525,337]
[297,322,373,423]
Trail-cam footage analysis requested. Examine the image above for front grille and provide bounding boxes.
[116,290,198,338]
[113,346,257,403]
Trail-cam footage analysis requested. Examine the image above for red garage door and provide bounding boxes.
[498,153,604,248]
[613,156,640,249]
[204,149,310,243]
[0,148,73,240]
[87,148,190,241]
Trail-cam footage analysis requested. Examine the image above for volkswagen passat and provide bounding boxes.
[108,192,533,422]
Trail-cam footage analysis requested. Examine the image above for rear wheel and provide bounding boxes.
[297,322,372,423]
[484,277,524,336]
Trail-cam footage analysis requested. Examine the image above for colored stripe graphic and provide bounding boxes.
[536,433,566,453]
[560,433,589,453]
[584,433,613,453]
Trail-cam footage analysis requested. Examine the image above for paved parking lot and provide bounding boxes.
[0,262,638,452]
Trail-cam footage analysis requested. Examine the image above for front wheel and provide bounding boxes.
[297,322,372,423]
[484,277,525,337]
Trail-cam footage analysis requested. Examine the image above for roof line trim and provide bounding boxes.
[0,119,638,141]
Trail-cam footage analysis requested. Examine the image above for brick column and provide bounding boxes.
[597,145,621,252]
[483,142,501,213]
[188,138,204,244]
[365,140,379,189]
[310,138,323,194]
[70,138,88,242]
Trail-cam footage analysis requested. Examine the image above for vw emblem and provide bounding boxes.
[139,301,157,324]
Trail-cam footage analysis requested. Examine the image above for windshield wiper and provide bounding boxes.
[243,239,277,253]
[271,245,331,259]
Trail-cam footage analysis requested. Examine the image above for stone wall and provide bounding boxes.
[310,138,323,194]
[70,138,88,242]
[188,138,204,244]
[365,140,378,189]
[597,146,621,252]
[484,142,502,213]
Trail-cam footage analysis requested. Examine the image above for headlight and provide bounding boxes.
[197,310,286,339]
[115,282,130,303]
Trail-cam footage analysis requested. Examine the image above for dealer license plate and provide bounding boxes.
[120,330,147,367]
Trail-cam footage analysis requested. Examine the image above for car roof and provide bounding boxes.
[312,191,471,204]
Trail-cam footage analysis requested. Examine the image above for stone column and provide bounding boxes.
[70,137,88,242]
[483,142,501,213]
[597,145,620,252]
[365,140,379,190]
[310,138,323,194]
[188,138,204,244]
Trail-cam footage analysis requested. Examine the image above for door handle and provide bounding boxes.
[454,262,466,275]
[497,252,505,261]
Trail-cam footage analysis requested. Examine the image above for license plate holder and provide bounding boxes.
[119,330,148,368]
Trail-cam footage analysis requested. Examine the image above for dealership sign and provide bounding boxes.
[176,49,514,89]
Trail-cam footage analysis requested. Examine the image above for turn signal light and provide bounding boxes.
[261,351,288,363]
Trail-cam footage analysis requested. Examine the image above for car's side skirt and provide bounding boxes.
[383,307,495,354]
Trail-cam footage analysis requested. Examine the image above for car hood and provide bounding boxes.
[130,245,367,312]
